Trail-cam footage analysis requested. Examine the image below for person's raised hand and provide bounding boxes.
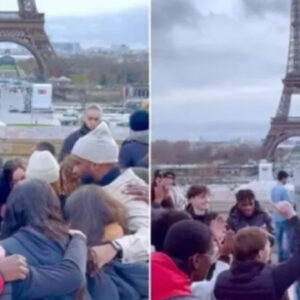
[275,201,296,220]
[153,184,166,204]
[210,216,226,243]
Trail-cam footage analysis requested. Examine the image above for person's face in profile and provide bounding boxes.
[11,168,25,188]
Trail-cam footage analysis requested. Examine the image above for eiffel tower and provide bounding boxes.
[0,0,60,79]
[262,0,300,161]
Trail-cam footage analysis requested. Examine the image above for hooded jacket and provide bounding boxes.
[214,216,300,300]
[87,260,148,300]
[151,252,197,300]
[119,130,148,168]
[227,200,274,236]
[0,227,85,300]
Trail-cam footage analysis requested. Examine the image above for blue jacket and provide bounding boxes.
[0,227,87,300]
[59,124,90,162]
[119,130,148,169]
[87,260,148,300]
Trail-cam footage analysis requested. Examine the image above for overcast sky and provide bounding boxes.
[1,0,147,16]
[0,1,148,48]
[152,0,293,141]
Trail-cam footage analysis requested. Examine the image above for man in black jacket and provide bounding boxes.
[59,104,102,162]
[215,201,300,300]
[227,189,274,237]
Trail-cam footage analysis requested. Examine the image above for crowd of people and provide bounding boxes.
[151,169,300,300]
[0,103,149,299]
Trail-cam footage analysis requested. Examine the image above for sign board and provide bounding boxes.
[259,161,273,182]
[31,84,52,110]
[71,74,87,84]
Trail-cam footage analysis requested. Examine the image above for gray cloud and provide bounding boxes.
[152,0,201,31]
[240,0,289,17]
[152,0,292,141]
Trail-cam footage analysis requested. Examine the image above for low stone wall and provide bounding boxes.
[0,125,126,159]
[0,139,62,158]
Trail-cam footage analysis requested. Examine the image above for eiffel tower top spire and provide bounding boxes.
[18,0,38,18]
[287,0,300,75]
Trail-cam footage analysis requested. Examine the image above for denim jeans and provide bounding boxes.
[275,220,293,263]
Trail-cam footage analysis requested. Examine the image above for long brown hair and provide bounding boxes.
[2,179,68,241]
[60,155,80,196]
[64,185,127,246]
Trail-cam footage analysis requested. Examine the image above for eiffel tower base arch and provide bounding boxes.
[0,2,60,79]
[262,118,300,161]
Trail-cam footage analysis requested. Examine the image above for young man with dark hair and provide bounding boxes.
[151,220,233,300]
[151,209,191,251]
[215,201,300,300]
[152,220,214,300]
[186,185,218,226]
[271,170,293,262]
[227,189,274,236]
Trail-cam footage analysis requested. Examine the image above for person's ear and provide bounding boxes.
[189,253,210,282]
[256,249,266,263]
[191,253,203,270]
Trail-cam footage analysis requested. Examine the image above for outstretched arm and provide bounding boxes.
[5,234,87,299]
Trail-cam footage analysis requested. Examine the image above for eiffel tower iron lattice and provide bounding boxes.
[0,0,60,79]
[262,0,300,161]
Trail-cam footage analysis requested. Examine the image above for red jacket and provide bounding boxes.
[0,275,4,294]
[151,252,192,300]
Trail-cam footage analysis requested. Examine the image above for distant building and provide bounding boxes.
[0,54,22,78]
[111,44,131,55]
[122,84,149,99]
[52,42,81,54]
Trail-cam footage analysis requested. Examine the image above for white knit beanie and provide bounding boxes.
[72,122,119,164]
[26,151,60,184]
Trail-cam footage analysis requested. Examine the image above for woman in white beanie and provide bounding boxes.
[26,151,61,195]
